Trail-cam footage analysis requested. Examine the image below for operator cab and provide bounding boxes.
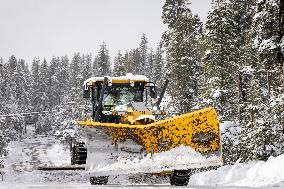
[83,74,157,123]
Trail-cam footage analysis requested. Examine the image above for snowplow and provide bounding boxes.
[75,74,222,186]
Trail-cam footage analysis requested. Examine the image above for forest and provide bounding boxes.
[0,0,284,166]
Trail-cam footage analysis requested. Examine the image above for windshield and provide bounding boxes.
[102,86,143,108]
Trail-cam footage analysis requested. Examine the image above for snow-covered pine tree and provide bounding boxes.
[15,59,30,112]
[152,43,164,85]
[69,53,82,100]
[120,49,139,74]
[138,34,148,75]
[113,51,126,76]
[238,0,284,161]
[0,58,4,114]
[57,55,69,103]
[162,0,202,113]
[147,49,154,80]
[38,59,50,111]
[200,0,250,120]
[30,58,41,111]
[97,42,111,76]
[5,56,19,113]
[132,48,141,74]
[92,56,99,76]
[48,57,61,108]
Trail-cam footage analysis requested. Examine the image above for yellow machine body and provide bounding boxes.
[77,75,222,178]
[78,107,220,154]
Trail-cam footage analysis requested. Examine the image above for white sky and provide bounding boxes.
[0,0,212,64]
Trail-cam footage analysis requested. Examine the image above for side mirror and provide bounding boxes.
[83,86,90,98]
[150,86,157,99]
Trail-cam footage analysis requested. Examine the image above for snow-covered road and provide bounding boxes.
[1,124,284,188]
[1,133,89,185]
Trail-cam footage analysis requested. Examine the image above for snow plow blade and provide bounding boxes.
[77,107,222,175]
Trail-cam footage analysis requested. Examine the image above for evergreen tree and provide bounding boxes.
[48,57,61,107]
[38,59,49,111]
[81,53,92,80]
[152,43,165,85]
[92,56,99,76]
[147,49,154,79]
[113,51,126,76]
[97,42,111,76]
[162,0,201,113]
[199,0,254,120]
[57,55,69,103]
[138,34,148,75]
[238,0,284,161]
[15,59,30,112]
[30,58,41,111]
[69,53,82,100]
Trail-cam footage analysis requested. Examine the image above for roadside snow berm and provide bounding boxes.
[75,74,222,186]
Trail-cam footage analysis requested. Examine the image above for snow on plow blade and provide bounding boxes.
[77,107,222,175]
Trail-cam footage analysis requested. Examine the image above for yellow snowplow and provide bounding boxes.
[76,74,222,186]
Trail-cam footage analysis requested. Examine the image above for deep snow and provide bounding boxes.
[1,123,284,188]
[189,155,284,187]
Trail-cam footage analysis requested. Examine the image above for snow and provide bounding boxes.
[189,154,284,187]
[280,37,284,53]
[258,38,278,52]
[83,73,149,88]
[211,89,221,98]
[87,145,222,176]
[240,66,254,74]
[134,115,156,121]
[3,123,284,188]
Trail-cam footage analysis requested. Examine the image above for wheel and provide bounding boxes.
[71,142,87,165]
[170,169,191,186]
[90,176,109,185]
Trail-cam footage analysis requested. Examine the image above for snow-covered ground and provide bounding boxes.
[189,155,284,187]
[0,125,89,186]
[1,123,284,188]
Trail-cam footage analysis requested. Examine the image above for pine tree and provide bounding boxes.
[238,0,284,161]
[69,53,82,100]
[38,59,49,111]
[97,42,111,76]
[57,55,69,103]
[30,58,41,111]
[15,59,30,112]
[81,53,92,80]
[152,43,164,85]
[138,34,148,75]
[162,0,202,113]
[92,56,99,76]
[113,51,126,76]
[147,49,154,79]
[48,57,61,108]
[200,0,253,120]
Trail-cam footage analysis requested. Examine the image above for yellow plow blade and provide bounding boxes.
[78,107,221,155]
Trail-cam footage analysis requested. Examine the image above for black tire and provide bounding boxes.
[170,169,191,186]
[71,142,87,165]
[90,176,109,185]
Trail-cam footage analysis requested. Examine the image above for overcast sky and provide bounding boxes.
[0,0,212,64]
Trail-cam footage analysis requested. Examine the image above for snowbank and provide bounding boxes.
[189,154,284,187]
